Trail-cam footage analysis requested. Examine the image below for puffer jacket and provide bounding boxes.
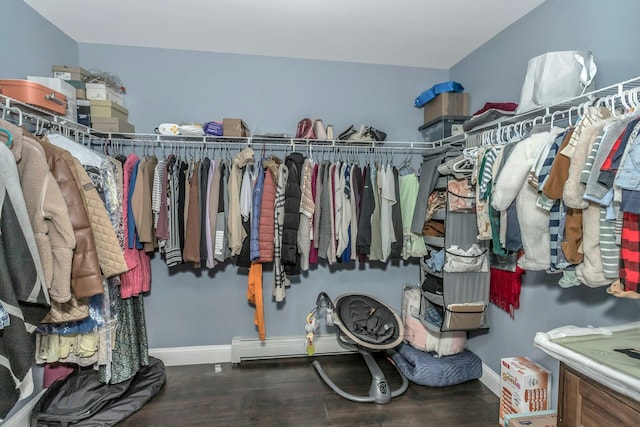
[250,160,265,261]
[3,120,75,304]
[59,148,129,278]
[259,157,279,262]
[37,137,104,299]
[282,152,305,275]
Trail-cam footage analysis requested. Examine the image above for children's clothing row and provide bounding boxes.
[459,106,640,298]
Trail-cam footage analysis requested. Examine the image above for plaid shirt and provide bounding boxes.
[620,212,640,292]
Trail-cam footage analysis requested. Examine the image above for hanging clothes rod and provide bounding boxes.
[88,133,462,152]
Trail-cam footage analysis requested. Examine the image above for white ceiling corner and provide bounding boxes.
[23,0,546,69]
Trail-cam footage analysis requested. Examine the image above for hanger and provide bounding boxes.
[620,91,632,114]
[0,128,13,147]
[397,148,414,175]
[451,155,472,173]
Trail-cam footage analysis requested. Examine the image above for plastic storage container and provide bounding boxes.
[419,115,469,142]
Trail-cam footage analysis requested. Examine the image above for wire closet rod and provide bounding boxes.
[90,134,461,153]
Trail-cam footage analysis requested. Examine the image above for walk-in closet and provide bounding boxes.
[2,0,640,426]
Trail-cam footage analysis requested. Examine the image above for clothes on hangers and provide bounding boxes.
[478,102,640,298]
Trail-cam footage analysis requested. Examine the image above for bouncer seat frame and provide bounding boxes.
[311,293,409,404]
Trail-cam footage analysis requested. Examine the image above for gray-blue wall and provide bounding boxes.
[0,0,76,423]
[78,43,447,141]
[78,43,448,348]
[451,0,640,408]
[0,0,78,78]
[452,0,640,112]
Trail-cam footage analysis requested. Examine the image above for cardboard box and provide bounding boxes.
[423,92,469,125]
[499,357,551,426]
[91,117,135,134]
[86,83,125,107]
[52,65,89,82]
[504,410,557,427]
[223,118,250,137]
[89,99,128,121]
[443,303,485,330]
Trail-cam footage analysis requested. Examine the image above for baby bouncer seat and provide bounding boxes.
[311,292,408,404]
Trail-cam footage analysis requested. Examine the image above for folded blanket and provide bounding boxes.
[463,102,519,132]
[463,108,517,132]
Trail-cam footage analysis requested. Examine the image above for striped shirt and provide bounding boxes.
[152,159,166,231]
[273,163,289,302]
[165,158,183,267]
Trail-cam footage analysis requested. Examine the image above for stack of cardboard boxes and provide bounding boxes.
[52,65,135,133]
[418,92,470,142]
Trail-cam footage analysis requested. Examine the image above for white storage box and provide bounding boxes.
[86,83,125,107]
[27,76,77,120]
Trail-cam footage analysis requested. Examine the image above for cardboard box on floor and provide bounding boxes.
[423,92,469,125]
[499,357,551,426]
[504,410,557,427]
[223,118,250,137]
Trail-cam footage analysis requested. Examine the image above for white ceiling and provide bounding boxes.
[25,0,546,69]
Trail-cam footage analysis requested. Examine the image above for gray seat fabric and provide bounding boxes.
[390,343,482,387]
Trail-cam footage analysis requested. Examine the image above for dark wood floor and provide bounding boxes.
[117,353,500,426]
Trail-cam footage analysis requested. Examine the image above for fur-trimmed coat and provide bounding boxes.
[492,129,563,270]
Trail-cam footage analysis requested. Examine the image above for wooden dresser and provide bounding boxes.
[558,362,640,427]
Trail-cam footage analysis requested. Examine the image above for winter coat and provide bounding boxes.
[37,137,103,299]
[250,160,265,261]
[492,129,562,271]
[60,148,129,278]
[3,120,75,304]
[0,142,50,419]
[282,152,305,275]
[258,157,279,262]
[228,148,255,256]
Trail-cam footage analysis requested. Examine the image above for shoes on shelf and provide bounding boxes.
[313,119,327,140]
[296,117,315,139]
